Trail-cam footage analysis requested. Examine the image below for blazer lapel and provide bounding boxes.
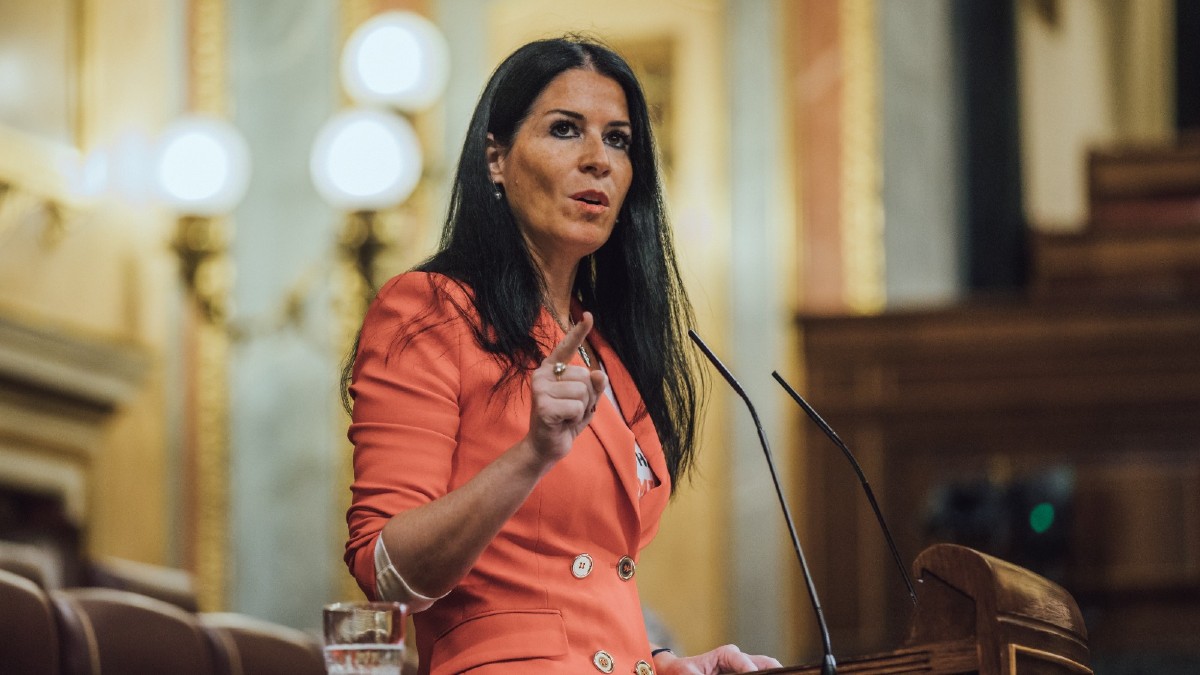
[586,327,668,514]
[533,307,667,520]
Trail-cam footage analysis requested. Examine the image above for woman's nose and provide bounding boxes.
[579,133,611,176]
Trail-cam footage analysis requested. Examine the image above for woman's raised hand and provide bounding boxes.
[526,311,609,463]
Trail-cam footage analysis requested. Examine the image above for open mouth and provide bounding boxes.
[571,191,609,207]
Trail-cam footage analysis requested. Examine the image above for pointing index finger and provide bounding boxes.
[547,311,593,365]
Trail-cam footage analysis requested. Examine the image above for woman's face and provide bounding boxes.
[488,68,633,267]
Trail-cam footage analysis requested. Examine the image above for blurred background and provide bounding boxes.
[1,0,1197,672]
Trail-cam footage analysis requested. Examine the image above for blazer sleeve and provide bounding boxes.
[343,273,465,599]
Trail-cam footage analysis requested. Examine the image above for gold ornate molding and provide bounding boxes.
[193,315,230,612]
[187,0,231,612]
[332,0,374,604]
[190,0,227,115]
[839,0,885,313]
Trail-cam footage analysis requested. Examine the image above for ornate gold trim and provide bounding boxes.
[188,0,231,612]
[332,0,376,603]
[190,0,227,116]
[839,0,885,313]
[194,315,230,611]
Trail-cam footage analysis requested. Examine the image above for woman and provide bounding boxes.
[344,36,781,675]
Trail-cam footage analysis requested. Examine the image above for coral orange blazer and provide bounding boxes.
[345,272,672,674]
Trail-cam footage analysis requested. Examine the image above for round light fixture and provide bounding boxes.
[341,11,450,112]
[310,107,422,211]
[154,116,251,216]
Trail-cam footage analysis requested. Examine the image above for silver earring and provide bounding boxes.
[493,183,503,200]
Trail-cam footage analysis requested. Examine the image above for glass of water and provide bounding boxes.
[323,601,407,674]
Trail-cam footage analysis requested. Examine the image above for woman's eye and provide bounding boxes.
[550,121,578,137]
[605,131,632,150]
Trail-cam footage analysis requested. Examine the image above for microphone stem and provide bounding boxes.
[772,371,919,606]
[688,331,837,672]
[744,391,837,668]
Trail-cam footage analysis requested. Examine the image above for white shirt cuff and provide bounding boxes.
[373,536,446,613]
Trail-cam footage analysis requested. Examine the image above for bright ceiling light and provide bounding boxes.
[154,116,251,216]
[341,11,449,112]
[310,107,422,211]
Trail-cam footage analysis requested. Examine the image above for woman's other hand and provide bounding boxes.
[654,644,783,674]
[527,311,608,463]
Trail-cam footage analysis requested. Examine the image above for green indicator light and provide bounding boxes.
[1029,502,1055,534]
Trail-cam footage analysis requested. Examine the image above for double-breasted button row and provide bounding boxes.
[617,555,636,580]
[572,554,594,578]
[591,650,655,674]
[570,554,637,580]
[593,650,615,673]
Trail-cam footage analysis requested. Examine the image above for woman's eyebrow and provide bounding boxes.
[545,108,584,120]
[544,109,632,128]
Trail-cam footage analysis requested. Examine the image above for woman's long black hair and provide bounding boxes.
[348,36,704,488]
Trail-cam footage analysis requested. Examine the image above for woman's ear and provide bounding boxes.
[485,133,505,185]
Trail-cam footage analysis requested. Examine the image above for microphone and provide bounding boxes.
[771,371,918,606]
[688,330,836,675]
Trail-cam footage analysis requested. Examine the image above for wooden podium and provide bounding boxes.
[767,544,1092,674]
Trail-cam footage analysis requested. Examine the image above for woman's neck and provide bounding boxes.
[541,265,577,327]
[526,243,580,326]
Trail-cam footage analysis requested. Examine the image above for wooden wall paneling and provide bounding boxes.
[796,299,1200,653]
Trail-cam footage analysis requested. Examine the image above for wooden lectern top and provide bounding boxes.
[766,544,1092,674]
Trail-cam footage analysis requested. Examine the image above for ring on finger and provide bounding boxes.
[553,362,567,379]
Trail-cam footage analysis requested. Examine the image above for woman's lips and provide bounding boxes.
[571,190,609,215]
[571,190,609,207]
